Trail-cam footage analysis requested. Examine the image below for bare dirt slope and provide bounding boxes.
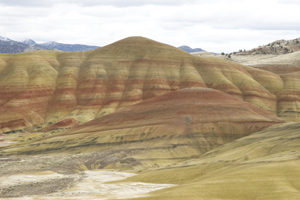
[127,122,300,200]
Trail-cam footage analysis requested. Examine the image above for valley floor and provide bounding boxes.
[0,170,173,199]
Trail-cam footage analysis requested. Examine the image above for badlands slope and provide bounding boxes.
[229,37,300,122]
[230,51,300,121]
[0,36,297,135]
[0,36,285,167]
[1,88,281,170]
[127,122,300,200]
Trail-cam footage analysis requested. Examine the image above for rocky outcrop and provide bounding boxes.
[235,37,300,55]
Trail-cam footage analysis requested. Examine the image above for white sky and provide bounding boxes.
[0,0,299,53]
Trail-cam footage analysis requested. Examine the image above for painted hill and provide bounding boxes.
[0,36,99,53]
[0,88,282,170]
[229,46,300,122]
[0,36,299,134]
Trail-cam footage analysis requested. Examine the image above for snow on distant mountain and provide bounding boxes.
[0,36,12,41]
[0,36,100,53]
[0,36,29,53]
[38,41,99,52]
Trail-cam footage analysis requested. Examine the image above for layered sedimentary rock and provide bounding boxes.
[41,118,78,132]
[72,88,281,136]
[277,71,300,120]
[2,88,282,170]
[0,36,296,133]
[230,51,300,121]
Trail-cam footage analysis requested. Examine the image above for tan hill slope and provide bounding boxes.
[1,36,297,134]
[126,122,300,200]
[0,88,282,170]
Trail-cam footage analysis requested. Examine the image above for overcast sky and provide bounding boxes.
[0,0,300,53]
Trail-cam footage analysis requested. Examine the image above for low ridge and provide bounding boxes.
[235,37,300,55]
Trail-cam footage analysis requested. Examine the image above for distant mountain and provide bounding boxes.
[0,37,29,53]
[178,45,204,53]
[37,41,99,52]
[235,37,300,55]
[0,36,100,53]
[23,39,37,46]
[0,36,12,41]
